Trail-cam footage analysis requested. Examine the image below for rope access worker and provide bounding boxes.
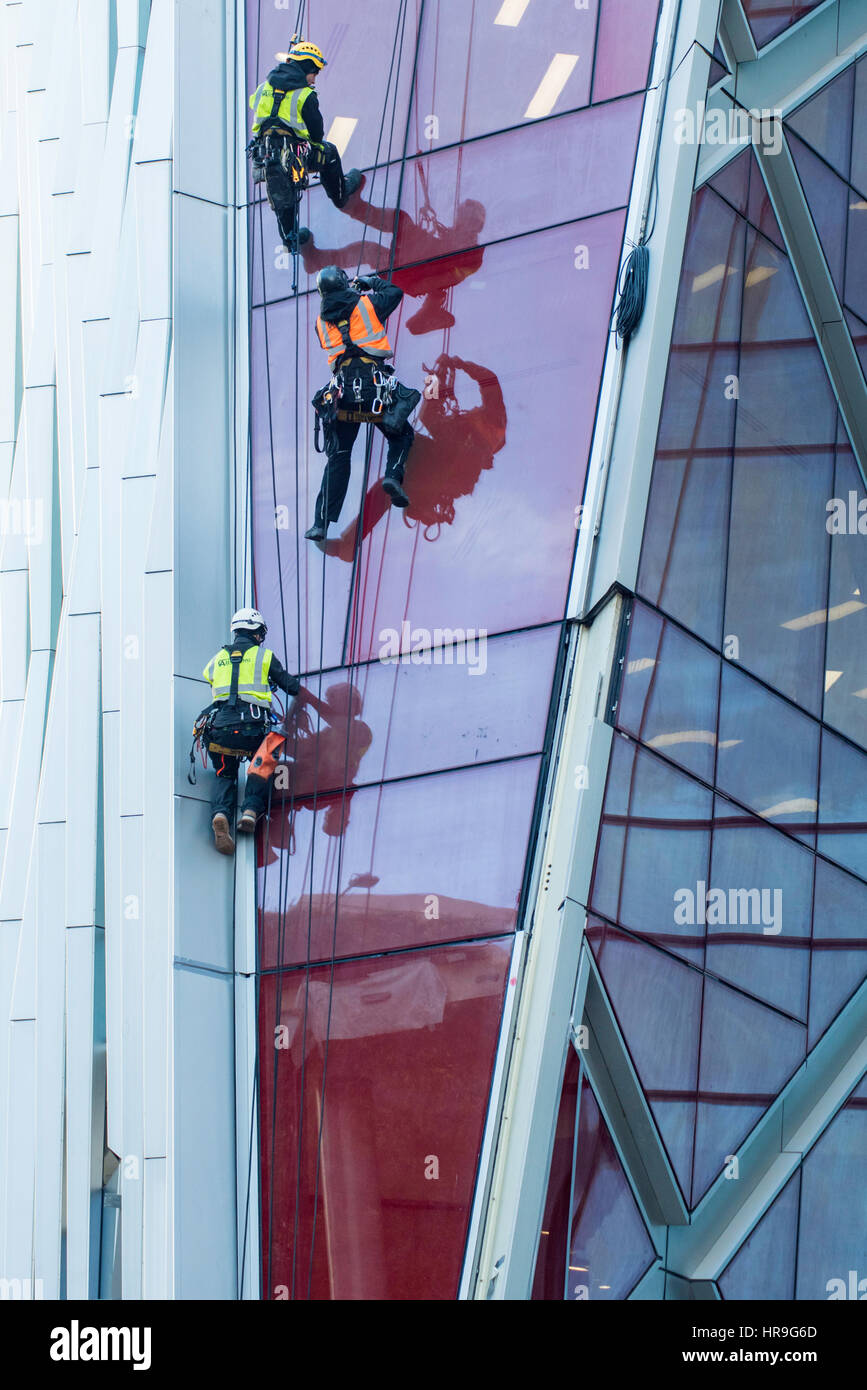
[248,37,363,252]
[200,608,302,856]
[305,266,421,544]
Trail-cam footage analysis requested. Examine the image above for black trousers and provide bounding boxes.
[265,139,351,245]
[208,725,271,820]
[315,416,414,527]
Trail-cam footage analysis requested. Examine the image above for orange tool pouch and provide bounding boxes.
[248,731,286,780]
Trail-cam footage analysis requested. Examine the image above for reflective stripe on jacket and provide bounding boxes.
[249,81,313,138]
[315,296,393,365]
[203,645,274,705]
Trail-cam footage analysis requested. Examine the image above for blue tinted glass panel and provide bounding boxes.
[795,1089,867,1299]
[718,1171,800,1300]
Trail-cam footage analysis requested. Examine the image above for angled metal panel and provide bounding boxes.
[133,0,171,166]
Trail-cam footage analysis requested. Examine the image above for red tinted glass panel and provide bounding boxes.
[592,0,660,103]
[259,938,511,1300]
[258,757,540,968]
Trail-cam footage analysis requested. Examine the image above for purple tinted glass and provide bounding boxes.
[719,1172,800,1300]
[252,100,642,306]
[693,976,806,1203]
[716,662,820,846]
[258,756,540,968]
[708,797,813,1021]
[588,919,702,1203]
[787,64,855,186]
[252,214,626,672]
[741,0,823,48]
[825,438,867,752]
[807,856,867,1047]
[567,1075,657,1299]
[592,0,661,103]
[817,727,867,881]
[795,1088,867,1298]
[591,736,711,967]
[617,602,721,783]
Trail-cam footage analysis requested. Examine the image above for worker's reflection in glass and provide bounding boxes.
[271,681,373,853]
[325,355,507,559]
[300,184,487,334]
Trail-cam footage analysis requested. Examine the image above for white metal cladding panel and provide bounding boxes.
[0,921,17,1262]
[22,385,57,653]
[174,0,227,204]
[133,0,172,165]
[0,700,23,825]
[119,810,145,1300]
[85,47,145,326]
[143,1156,169,1298]
[133,160,172,322]
[143,570,172,1162]
[0,569,28,702]
[0,215,19,440]
[126,316,171,479]
[100,212,142,398]
[174,793,234,973]
[0,649,50,923]
[1,1018,35,1278]
[173,193,232,672]
[65,464,101,618]
[65,925,104,1299]
[0,114,16,211]
[101,707,123,1160]
[120,474,154,818]
[77,0,111,128]
[145,347,173,574]
[117,0,150,51]
[173,965,237,1300]
[66,123,108,256]
[32,820,67,1300]
[97,391,130,715]
[65,614,101,927]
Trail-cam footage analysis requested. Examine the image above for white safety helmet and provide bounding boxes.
[230,607,268,637]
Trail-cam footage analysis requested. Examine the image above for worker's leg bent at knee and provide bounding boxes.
[308,141,362,209]
[209,751,241,855]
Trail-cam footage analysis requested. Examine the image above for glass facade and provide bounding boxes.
[534,83,867,1294]
[247,0,660,1298]
[741,0,824,48]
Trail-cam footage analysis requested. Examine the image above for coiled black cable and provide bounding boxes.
[614,240,649,343]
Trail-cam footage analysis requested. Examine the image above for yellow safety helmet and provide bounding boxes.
[288,38,327,69]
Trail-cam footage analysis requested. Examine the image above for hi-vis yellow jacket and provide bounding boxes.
[249,80,314,138]
[203,645,274,705]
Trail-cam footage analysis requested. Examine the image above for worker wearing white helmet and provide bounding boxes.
[200,609,302,856]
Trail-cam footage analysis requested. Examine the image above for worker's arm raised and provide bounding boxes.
[268,653,302,697]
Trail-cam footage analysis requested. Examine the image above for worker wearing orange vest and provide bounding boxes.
[305,266,421,545]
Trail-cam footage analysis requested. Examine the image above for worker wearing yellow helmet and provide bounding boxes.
[249,36,363,251]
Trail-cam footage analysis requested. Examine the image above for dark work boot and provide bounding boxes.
[236,808,259,834]
[337,169,364,207]
[382,477,410,507]
[287,226,311,252]
[305,521,328,543]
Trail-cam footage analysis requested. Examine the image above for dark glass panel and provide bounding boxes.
[617,603,720,783]
[807,857,867,1046]
[258,757,539,969]
[588,920,702,1201]
[787,62,854,184]
[817,727,867,881]
[741,0,823,48]
[259,938,511,1300]
[693,977,806,1204]
[795,1086,867,1299]
[851,56,867,203]
[531,1046,580,1300]
[845,191,867,322]
[591,738,711,966]
[716,662,819,846]
[592,0,660,103]
[718,1171,800,1300]
[253,215,626,672]
[567,1075,657,1300]
[708,149,750,217]
[824,436,867,752]
[847,309,867,385]
[708,797,813,1020]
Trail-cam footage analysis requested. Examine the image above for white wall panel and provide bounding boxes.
[77,0,111,128]
[32,821,66,1300]
[133,0,172,165]
[0,213,19,439]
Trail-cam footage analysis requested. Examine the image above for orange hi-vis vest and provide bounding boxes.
[316,295,393,366]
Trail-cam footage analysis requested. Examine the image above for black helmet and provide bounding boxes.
[317,265,350,295]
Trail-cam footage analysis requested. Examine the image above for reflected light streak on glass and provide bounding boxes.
[525,54,580,119]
